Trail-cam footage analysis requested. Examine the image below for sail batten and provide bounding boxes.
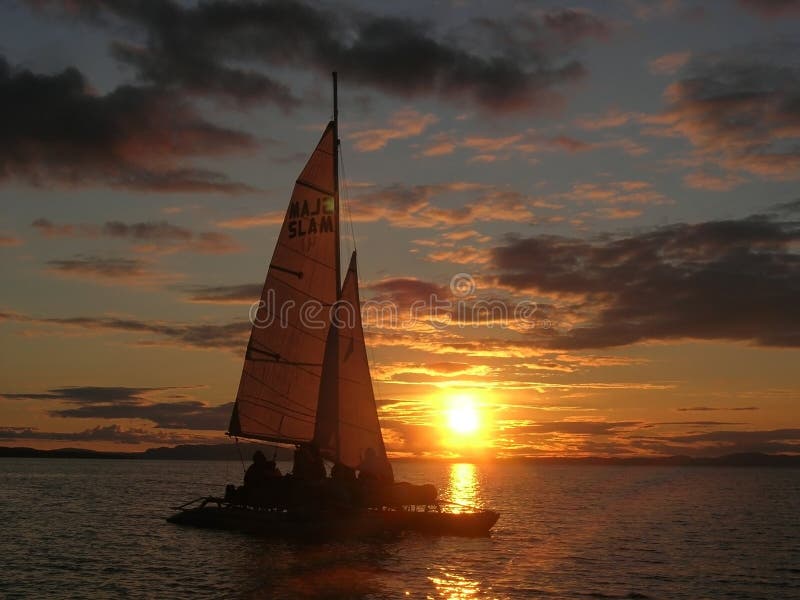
[296,179,335,196]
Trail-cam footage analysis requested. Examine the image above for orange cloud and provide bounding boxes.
[683,170,746,191]
[562,180,669,205]
[648,51,692,74]
[0,234,22,247]
[351,109,438,152]
[574,108,644,130]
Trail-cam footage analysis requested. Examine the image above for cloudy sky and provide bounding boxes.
[1,0,798,458]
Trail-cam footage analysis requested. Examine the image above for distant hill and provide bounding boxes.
[0,446,133,459]
[1,446,798,466]
[0,443,294,461]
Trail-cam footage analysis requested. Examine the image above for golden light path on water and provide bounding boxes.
[427,571,481,599]
[447,463,479,513]
[427,464,483,599]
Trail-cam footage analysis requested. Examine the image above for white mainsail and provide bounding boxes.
[314,252,392,476]
[228,123,339,444]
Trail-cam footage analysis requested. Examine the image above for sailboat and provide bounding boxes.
[167,73,499,537]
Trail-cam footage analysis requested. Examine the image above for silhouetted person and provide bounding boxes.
[265,459,282,478]
[331,462,356,483]
[292,443,326,481]
[357,447,393,483]
[329,462,357,507]
[356,447,393,507]
[244,450,272,488]
[242,451,284,508]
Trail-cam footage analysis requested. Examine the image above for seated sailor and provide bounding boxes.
[357,447,393,483]
[242,450,282,507]
[244,450,273,488]
[292,443,326,481]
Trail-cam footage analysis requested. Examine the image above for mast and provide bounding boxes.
[333,71,341,292]
[329,71,342,458]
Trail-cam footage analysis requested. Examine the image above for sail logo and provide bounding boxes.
[288,196,335,238]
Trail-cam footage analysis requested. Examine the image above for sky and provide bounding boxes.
[0,0,798,458]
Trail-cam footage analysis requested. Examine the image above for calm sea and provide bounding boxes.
[0,458,798,599]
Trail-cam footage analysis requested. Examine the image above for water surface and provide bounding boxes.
[1,458,798,599]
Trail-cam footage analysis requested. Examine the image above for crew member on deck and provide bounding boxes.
[292,443,326,481]
[357,447,393,483]
[244,450,276,488]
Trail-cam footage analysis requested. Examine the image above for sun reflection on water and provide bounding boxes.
[423,465,488,598]
[447,463,479,513]
[428,571,481,599]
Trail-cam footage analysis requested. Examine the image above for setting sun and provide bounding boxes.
[446,395,480,435]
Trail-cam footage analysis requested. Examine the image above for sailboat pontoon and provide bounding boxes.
[167,73,499,537]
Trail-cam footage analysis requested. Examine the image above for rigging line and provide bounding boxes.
[239,366,320,411]
[238,380,317,417]
[237,395,316,424]
[246,357,324,367]
[237,410,314,434]
[247,341,323,367]
[338,139,357,254]
[246,349,325,378]
[238,396,316,425]
[366,330,388,429]
[247,338,326,380]
[238,372,319,414]
[234,436,246,475]
[245,344,324,381]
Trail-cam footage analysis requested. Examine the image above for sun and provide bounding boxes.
[446,395,480,435]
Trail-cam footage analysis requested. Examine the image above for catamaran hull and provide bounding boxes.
[167,504,499,538]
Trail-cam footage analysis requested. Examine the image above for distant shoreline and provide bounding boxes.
[1,445,799,467]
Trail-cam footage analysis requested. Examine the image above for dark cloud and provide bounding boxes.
[677,406,760,412]
[3,386,231,430]
[0,56,255,192]
[515,420,642,435]
[3,311,249,350]
[367,277,447,310]
[26,0,605,113]
[101,221,194,241]
[33,218,241,254]
[183,283,262,304]
[54,400,231,430]
[4,385,156,404]
[630,428,800,456]
[46,256,150,280]
[542,8,613,43]
[492,209,800,349]
[651,43,800,180]
[738,0,800,18]
[656,421,745,426]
